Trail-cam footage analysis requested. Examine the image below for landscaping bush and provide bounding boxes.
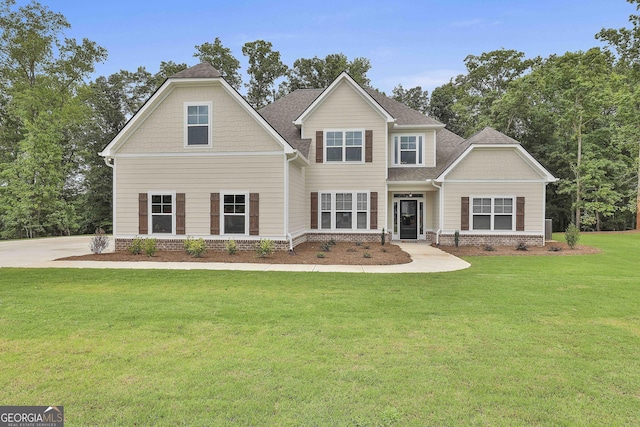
[319,242,331,252]
[363,252,372,259]
[144,238,157,257]
[184,237,207,258]
[316,252,326,259]
[226,239,238,255]
[454,230,460,248]
[255,239,275,258]
[565,223,580,249]
[516,242,528,251]
[381,228,386,246]
[484,244,496,252]
[129,237,144,255]
[89,228,109,254]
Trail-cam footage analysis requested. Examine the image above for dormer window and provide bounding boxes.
[393,134,424,166]
[185,102,212,147]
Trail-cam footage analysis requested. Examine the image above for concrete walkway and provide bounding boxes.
[0,235,470,273]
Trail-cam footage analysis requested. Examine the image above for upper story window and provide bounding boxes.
[472,197,514,231]
[325,130,363,162]
[185,102,212,147]
[393,134,424,166]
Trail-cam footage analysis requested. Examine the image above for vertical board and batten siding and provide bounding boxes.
[442,182,545,232]
[301,81,388,230]
[115,155,285,236]
[117,84,283,154]
[445,148,544,180]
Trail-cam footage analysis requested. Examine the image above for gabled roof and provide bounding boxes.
[292,72,395,126]
[365,88,444,127]
[435,127,557,182]
[100,62,296,158]
[171,62,222,78]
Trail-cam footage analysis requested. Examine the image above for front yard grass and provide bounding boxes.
[0,233,638,425]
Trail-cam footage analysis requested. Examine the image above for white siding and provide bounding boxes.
[288,162,307,234]
[442,182,545,233]
[446,148,544,180]
[301,81,388,229]
[115,155,286,236]
[117,84,283,154]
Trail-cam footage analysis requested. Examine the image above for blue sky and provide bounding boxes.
[38,0,636,94]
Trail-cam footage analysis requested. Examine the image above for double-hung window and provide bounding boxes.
[320,191,368,230]
[393,135,424,166]
[185,102,212,147]
[223,194,247,234]
[472,197,514,231]
[325,130,363,162]
[150,194,174,234]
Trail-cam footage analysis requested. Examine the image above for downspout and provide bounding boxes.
[103,156,114,168]
[286,151,300,251]
[430,179,443,245]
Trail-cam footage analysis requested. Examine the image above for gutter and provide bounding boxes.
[103,156,114,168]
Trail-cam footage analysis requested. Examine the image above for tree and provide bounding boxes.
[242,40,287,109]
[194,37,242,89]
[392,84,429,114]
[597,0,640,229]
[279,53,371,94]
[0,0,106,238]
[427,80,467,136]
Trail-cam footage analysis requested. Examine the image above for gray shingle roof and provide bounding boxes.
[365,88,443,126]
[465,126,521,145]
[170,62,222,79]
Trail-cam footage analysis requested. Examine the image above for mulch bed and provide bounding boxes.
[436,241,601,256]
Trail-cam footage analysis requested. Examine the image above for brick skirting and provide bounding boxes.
[438,233,544,247]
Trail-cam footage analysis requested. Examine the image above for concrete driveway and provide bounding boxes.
[0,236,470,273]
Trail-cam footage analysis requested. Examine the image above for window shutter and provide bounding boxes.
[370,192,378,229]
[315,131,324,163]
[365,130,373,163]
[210,193,220,235]
[176,193,186,235]
[310,192,318,229]
[249,193,259,236]
[516,197,525,231]
[139,193,148,234]
[461,197,469,231]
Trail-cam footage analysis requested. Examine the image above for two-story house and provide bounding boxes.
[100,62,556,251]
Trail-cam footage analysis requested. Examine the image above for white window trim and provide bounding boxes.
[220,192,249,236]
[149,192,176,235]
[324,129,365,164]
[184,101,213,148]
[319,191,370,230]
[392,133,425,167]
[471,195,515,232]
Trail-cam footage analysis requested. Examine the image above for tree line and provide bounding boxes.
[0,0,638,239]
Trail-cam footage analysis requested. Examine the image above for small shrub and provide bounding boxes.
[363,252,372,259]
[89,228,109,254]
[129,237,144,255]
[144,238,157,257]
[320,242,331,252]
[548,246,562,252]
[484,244,496,252]
[454,230,460,248]
[226,239,238,255]
[255,239,275,258]
[346,248,356,253]
[516,242,528,251]
[316,252,326,259]
[184,237,207,258]
[565,223,580,249]
[328,239,336,246]
[381,228,386,246]
[355,242,362,247]
[363,245,371,250]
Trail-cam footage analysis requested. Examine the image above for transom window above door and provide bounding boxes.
[325,130,364,162]
[393,134,424,166]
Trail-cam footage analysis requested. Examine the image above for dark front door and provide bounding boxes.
[400,200,418,239]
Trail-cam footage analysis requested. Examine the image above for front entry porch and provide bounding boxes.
[391,193,427,240]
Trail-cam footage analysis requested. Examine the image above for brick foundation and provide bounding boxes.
[115,232,392,252]
[438,233,544,247]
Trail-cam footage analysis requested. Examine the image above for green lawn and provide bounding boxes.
[0,233,638,426]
